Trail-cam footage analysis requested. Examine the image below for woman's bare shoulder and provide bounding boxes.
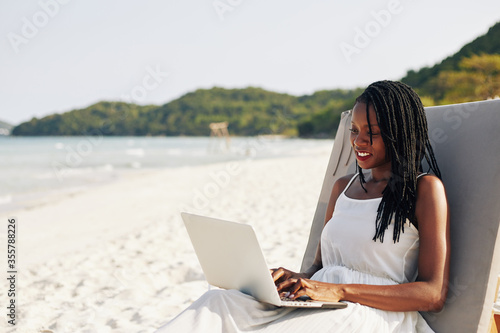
[415,174,448,216]
[417,174,445,194]
[332,173,356,194]
[324,173,358,224]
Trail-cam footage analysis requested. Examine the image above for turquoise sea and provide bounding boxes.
[0,136,333,213]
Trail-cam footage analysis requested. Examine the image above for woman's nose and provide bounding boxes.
[354,132,370,146]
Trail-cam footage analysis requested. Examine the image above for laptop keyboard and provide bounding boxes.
[280,297,322,307]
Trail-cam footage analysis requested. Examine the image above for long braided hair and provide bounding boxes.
[355,80,441,243]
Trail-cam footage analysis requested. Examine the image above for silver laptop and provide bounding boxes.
[181,212,347,309]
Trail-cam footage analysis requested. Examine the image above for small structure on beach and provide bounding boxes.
[208,121,231,152]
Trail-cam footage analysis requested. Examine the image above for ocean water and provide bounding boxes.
[0,136,333,213]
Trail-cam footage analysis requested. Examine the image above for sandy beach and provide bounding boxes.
[0,145,332,333]
[1,141,499,333]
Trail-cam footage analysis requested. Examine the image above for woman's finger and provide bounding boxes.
[276,278,297,292]
[271,268,284,282]
[289,278,314,297]
[289,278,303,295]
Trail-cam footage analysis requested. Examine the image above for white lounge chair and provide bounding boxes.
[301,99,500,333]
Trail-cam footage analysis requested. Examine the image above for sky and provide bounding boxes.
[1,0,500,125]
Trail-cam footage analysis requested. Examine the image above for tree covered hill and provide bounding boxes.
[402,21,500,98]
[11,102,157,136]
[12,87,353,137]
[141,87,304,136]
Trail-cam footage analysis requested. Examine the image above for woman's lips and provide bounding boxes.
[356,151,372,161]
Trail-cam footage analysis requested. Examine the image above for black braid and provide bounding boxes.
[355,80,441,243]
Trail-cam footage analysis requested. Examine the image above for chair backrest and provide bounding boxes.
[301,99,500,333]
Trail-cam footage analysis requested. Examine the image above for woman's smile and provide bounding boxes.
[355,150,372,161]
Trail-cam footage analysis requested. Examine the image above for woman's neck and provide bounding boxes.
[369,167,392,183]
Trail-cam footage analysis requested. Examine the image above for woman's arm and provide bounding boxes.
[277,175,450,312]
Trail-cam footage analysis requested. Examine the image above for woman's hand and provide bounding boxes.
[275,277,344,302]
[270,267,305,286]
[270,267,343,302]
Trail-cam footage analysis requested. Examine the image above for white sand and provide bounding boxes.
[0,146,332,333]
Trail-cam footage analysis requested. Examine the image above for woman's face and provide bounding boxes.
[350,102,391,171]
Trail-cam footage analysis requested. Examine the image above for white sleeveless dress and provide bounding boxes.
[156,174,434,332]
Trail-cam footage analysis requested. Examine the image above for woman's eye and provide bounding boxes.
[349,128,358,133]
